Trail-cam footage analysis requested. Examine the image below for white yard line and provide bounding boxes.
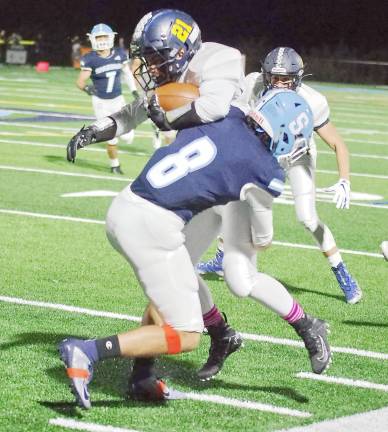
[316,169,388,180]
[318,150,388,161]
[275,407,388,432]
[0,165,131,182]
[0,207,384,259]
[296,372,388,392]
[1,295,387,361]
[49,418,140,432]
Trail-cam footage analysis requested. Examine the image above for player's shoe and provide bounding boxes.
[196,247,224,276]
[110,165,124,175]
[291,314,331,374]
[197,325,243,380]
[58,338,94,409]
[380,241,388,261]
[332,262,362,304]
[129,374,170,401]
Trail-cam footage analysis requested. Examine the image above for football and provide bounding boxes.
[155,82,200,111]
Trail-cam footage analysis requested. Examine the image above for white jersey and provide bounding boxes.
[243,72,330,136]
[180,42,246,122]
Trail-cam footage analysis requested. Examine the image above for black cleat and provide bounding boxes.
[129,374,170,401]
[291,314,332,374]
[110,165,124,175]
[197,325,243,381]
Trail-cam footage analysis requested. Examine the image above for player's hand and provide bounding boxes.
[66,126,96,163]
[147,94,172,131]
[84,85,97,96]
[323,178,350,209]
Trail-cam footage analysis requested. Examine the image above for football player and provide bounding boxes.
[59,89,331,409]
[66,9,245,394]
[198,47,362,305]
[77,23,139,174]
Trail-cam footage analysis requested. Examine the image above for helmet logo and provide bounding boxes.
[288,111,310,135]
[171,18,193,43]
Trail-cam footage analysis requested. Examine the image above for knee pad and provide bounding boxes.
[251,229,273,250]
[299,217,319,233]
[223,251,255,298]
[121,130,134,145]
[108,138,118,145]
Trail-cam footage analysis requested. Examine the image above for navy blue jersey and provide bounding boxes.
[80,48,129,99]
[131,107,285,222]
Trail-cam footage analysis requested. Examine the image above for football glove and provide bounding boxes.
[67,125,97,163]
[324,178,350,209]
[83,85,97,96]
[147,94,172,131]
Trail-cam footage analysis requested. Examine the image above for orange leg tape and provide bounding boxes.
[162,324,181,354]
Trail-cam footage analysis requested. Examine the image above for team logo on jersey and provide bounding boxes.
[171,18,193,43]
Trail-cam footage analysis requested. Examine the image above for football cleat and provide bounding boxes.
[129,374,170,401]
[58,338,94,409]
[196,247,224,276]
[381,241,388,261]
[110,165,124,175]
[332,262,362,304]
[291,314,331,374]
[197,325,243,381]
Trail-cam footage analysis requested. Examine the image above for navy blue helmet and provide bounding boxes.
[262,47,304,90]
[133,9,201,91]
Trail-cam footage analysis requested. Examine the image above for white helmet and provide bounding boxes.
[87,23,116,51]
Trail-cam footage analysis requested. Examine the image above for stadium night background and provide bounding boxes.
[0,1,388,432]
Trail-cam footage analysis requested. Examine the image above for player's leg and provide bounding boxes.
[183,207,243,379]
[288,154,361,304]
[92,95,123,173]
[222,195,331,374]
[59,187,203,408]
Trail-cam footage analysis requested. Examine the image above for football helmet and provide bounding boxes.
[247,89,313,164]
[87,23,116,51]
[133,9,201,91]
[129,11,154,58]
[262,47,304,90]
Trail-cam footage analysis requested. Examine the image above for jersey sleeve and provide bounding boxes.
[80,54,93,71]
[298,84,330,130]
[191,44,244,123]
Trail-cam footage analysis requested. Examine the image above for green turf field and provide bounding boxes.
[0,65,387,432]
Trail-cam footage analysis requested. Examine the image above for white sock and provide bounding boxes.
[110,158,120,168]
[328,251,342,268]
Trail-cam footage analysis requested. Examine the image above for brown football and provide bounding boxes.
[155,82,200,111]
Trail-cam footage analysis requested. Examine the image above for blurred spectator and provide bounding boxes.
[0,29,6,62]
[71,35,81,67]
[7,32,23,49]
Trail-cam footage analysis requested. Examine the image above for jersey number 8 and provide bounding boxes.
[146,136,217,188]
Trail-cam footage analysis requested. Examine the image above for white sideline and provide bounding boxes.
[49,418,140,432]
[0,207,384,259]
[275,407,388,432]
[296,372,388,392]
[1,295,388,361]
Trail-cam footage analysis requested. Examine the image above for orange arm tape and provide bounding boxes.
[162,324,181,354]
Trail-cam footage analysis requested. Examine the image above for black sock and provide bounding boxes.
[207,320,228,338]
[132,357,155,380]
[95,335,121,360]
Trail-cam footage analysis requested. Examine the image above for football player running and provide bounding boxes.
[66,9,246,396]
[59,89,331,409]
[76,24,139,174]
[198,47,362,305]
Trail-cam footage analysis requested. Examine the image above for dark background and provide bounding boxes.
[1,0,388,82]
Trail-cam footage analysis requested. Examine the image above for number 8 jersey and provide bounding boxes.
[80,48,129,99]
[131,107,285,223]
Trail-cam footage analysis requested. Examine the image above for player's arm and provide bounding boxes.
[318,121,351,209]
[122,62,139,99]
[76,69,96,96]
[66,98,147,162]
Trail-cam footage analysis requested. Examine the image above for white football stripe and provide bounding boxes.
[318,150,388,161]
[49,418,140,432]
[275,407,388,432]
[296,372,388,392]
[0,207,384,259]
[1,295,388,361]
